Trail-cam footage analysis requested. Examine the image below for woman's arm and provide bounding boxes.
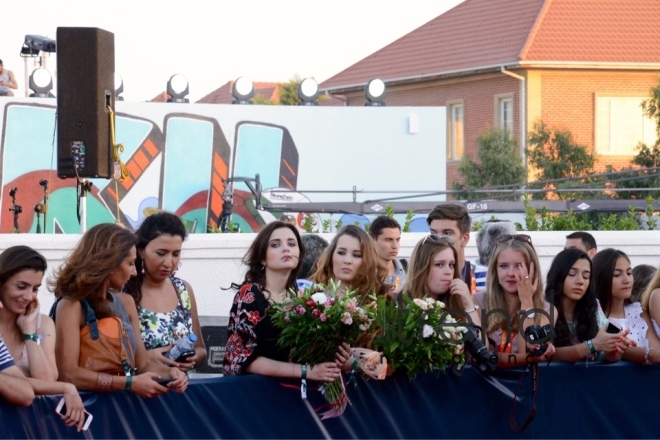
[0,365,34,406]
[247,357,341,382]
[27,378,86,429]
[23,313,58,381]
[181,280,207,370]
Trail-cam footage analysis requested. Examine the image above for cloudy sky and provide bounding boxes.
[2,0,463,101]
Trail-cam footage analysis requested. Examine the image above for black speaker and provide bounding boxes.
[56,27,115,179]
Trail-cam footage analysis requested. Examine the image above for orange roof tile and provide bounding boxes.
[320,0,660,91]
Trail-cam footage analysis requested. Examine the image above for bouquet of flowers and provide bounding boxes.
[270,280,376,419]
[373,295,465,378]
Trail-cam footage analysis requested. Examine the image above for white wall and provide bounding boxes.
[4,231,660,319]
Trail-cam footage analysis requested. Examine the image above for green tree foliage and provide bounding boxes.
[453,127,525,200]
[278,77,300,105]
[526,121,596,200]
[522,199,641,231]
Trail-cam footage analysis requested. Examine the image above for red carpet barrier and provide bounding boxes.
[2,362,658,439]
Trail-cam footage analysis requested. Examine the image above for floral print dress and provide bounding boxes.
[223,283,289,376]
[138,277,193,350]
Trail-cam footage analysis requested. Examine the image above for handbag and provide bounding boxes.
[78,298,135,375]
[50,297,135,375]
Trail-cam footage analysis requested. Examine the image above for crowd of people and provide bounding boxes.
[2,205,659,428]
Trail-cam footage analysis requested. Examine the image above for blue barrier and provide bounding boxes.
[2,362,658,439]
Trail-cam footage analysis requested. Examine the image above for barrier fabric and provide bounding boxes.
[1,362,658,439]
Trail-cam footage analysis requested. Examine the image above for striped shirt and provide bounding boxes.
[0,337,15,371]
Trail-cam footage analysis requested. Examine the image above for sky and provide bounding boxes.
[2,0,464,102]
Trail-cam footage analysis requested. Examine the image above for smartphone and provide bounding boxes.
[156,378,175,386]
[606,322,621,334]
[55,397,93,431]
[175,350,196,363]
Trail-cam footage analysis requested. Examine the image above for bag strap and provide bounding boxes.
[399,258,408,272]
[80,298,100,341]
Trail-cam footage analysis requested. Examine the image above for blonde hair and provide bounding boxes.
[641,266,660,313]
[484,238,545,333]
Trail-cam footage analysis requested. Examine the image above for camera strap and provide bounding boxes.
[509,362,539,432]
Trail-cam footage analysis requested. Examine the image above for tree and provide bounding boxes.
[526,120,596,199]
[453,127,525,200]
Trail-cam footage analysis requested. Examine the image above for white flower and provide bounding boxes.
[454,326,468,333]
[413,298,428,310]
[311,292,328,305]
[423,324,435,338]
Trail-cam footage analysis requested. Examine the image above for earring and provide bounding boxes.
[261,265,266,271]
[141,265,145,276]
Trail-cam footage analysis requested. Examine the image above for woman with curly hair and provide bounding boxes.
[52,223,188,397]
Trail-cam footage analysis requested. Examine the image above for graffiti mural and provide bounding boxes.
[0,98,446,233]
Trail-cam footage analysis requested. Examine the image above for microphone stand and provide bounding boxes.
[8,187,22,233]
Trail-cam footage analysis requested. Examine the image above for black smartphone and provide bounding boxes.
[55,397,93,431]
[606,322,621,334]
[175,350,196,363]
[156,378,175,386]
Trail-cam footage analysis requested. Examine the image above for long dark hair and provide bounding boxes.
[124,212,187,305]
[592,248,631,317]
[236,221,304,294]
[545,248,597,346]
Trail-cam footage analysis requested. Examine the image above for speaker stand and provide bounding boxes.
[78,179,93,233]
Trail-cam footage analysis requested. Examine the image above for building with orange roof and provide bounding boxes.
[320,0,660,188]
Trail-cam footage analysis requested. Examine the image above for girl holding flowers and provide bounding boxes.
[312,225,388,305]
[223,221,343,381]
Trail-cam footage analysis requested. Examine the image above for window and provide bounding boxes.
[447,102,464,160]
[494,93,514,134]
[595,96,656,155]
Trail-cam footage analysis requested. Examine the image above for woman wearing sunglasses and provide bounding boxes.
[479,234,557,367]
[403,235,481,326]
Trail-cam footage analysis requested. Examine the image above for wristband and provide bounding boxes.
[300,364,307,399]
[464,305,479,314]
[125,375,133,391]
[586,339,596,354]
[96,373,113,392]
[23,333,39,343]
[645,347,653,365]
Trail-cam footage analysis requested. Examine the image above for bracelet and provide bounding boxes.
[300,364,308,399]
[586,339,596,354]
[464,305,479,314]
[125,375,133,391]
[96,373,113,392]
[645,347,653,365]
[23,333,39,343]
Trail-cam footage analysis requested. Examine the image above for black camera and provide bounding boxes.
[524,324,553,357]
[464,324,498,372]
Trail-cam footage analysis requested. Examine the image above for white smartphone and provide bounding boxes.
[55,397,93,431]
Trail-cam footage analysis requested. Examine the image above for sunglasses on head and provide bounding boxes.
[421,234,455,247]
[496,234,532,244]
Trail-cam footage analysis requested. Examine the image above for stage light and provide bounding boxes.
[297,78,319,106]
[232,77,254,104]
[167,73,189,103]
[28,68,54,98]
[115,72,124,101]
[24,35,56,53]
[365,78,386,106]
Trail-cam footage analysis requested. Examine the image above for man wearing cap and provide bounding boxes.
[0,60,18,96]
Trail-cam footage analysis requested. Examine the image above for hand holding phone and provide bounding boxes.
[175,349,196,363]
[606,322,621,334]
[55,397,93,431]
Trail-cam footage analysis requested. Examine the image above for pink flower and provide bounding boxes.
[345,298,358,312]
[320,313,327,322]
[325,298,335,307]
[305,299,316,309]
[284,315,291,323]
[312,309,321,318]
[341,312,353,325]
[283,305,292,312]
[296,305,306,315]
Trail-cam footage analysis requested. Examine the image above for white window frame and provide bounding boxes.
[595,95,657,156]
[495,94,514,133]
[447,101,464,160]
